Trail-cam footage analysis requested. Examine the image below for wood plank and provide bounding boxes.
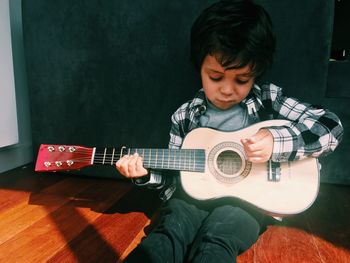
[0,166,64,213]
[310,235,350,263]
[237,183,350,263]
[0,178,133,262]
[237,243,255,263]
[302,184,350,262]
[253,225,324,263]
[47,187,160,263]
[0,177,97,245]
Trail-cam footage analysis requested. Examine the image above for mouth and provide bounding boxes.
[217,99,235,103]
[215,99,237,109]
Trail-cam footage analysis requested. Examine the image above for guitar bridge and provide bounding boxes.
[267,160,281,182]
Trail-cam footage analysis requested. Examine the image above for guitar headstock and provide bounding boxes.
[35,144,94,172]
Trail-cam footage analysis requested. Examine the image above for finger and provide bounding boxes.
[247,129,271,144]
[116,155,132,177]
[136,157,148,176]
[241,138,248,146]
[247,156,267,163]
[250,133,267,144]
[115,154,128,168]
[241,137,261,147]
[245,150,264,158]
[127,154,139,176]
[245,138,270,152]
[243,130,273,151]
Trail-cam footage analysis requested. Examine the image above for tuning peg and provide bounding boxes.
[67,160,74,166]
[44,161,51,167]
[58,146,65,152]
[68,147,76,153]
[47,146,55,152]
[55,161,63,167]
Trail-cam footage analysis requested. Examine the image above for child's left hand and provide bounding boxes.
[241,129,274,163]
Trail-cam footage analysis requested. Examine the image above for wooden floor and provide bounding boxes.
[0,164,350,263]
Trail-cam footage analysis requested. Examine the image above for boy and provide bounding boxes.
[116,0,343,262]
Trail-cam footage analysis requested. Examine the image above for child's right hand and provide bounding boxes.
[115,153,149,178]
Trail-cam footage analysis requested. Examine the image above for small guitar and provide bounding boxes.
[35,120,320,216]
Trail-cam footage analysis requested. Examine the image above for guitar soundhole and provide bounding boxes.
[208,141,251,184]
[217,150,242,175]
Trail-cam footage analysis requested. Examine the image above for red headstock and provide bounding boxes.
[35,144,94,172]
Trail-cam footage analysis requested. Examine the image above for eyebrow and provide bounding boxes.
[207,68,253,78]
[207,68,224,74]
[236,73,253,78]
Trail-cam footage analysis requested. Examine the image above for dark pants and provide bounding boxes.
[125,191,266,263]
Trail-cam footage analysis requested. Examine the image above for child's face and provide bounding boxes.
[200,55,254,110]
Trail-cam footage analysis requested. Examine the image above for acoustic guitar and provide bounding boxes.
[35,120,320,216]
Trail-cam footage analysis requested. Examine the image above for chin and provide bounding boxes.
[216,101,237,110]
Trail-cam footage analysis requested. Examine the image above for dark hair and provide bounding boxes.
[190,0,275,78]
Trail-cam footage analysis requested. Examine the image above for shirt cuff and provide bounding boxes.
[267,126,298,162]
[132,170,163,188]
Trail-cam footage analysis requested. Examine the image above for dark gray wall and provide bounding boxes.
[23,0,349,183]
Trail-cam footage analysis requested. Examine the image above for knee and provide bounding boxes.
[158,198,205,233]
[208,206,260,238]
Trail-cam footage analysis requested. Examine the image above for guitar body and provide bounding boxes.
[180,120,320,216]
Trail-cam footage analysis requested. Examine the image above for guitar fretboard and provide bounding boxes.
[93,147,206,173]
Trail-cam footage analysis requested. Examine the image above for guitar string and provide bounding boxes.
[45,157,246,167]
[47,151,207,161]
[47,153,207,162]
[57,157,207,165]
[45,150,243,165]
[46,154,241,164]
[52,149,204,154]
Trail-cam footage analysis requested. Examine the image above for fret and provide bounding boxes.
[187,149,191,171]
[181,150,185,171]
[193,149,196,171]
[185,150,189,171]
[102,148,107,164]
[148,149,151,167]
[167,149,171,169]
[186,150,189,171]
[120,146,126,160]
[155,149,158,168]
[172,149,176,170]
[182,150,185,170]
[171,150,174,169]
[161,149,164,169]
[111,148,115,165]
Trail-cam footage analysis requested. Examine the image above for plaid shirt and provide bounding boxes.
[134,83,343,201]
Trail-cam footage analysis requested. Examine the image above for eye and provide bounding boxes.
[209,76,223,82]
[236,78,250,85]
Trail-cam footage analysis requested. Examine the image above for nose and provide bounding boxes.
[220,82,235,96]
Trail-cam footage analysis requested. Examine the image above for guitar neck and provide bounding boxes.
[93,147,206,173]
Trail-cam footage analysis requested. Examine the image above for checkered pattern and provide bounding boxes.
[135,83,343,201]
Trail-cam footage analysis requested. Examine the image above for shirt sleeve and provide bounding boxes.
[131,170,165,189]
[263,84,343,162]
